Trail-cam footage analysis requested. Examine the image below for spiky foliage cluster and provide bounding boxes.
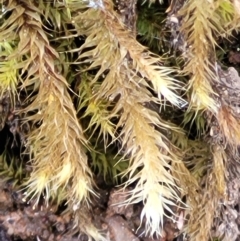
[1,0,94,207]
[72,1,188,236]
[1,0,240,240]
[174,0,240,240]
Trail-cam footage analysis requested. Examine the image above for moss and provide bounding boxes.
[0,0,240,240]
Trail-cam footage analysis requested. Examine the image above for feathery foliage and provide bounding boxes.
[1,0,240,240]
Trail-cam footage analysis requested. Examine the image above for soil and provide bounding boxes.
[0,178,184,241]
